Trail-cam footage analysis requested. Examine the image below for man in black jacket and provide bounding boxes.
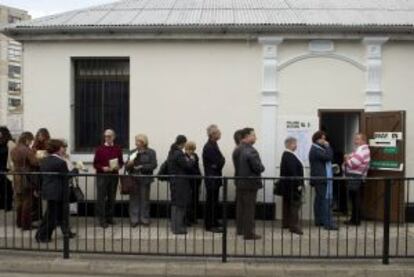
[235,128,265,240]
[279,137,304,235]
[202,125,225,233]
[309,131,337,231]
[35,139,76,243]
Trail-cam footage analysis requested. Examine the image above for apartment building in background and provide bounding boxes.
[0,4,30,135]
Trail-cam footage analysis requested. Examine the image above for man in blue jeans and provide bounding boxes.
[309,131,338,231]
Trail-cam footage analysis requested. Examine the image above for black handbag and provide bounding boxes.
[273,180,283,196]
[157,160,170,181]
[69,178,85,203]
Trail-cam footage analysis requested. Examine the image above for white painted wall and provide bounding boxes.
[382,41,414,202]
[21,39,413,208]
[276,40,366,218]
[23,40,262,167]
[23,40,262,200]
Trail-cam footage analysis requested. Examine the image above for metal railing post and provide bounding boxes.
[63,173,70,259]
[222,177,228,263]
[382,179,392,265]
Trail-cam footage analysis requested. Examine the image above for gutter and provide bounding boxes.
[3,24,414,41]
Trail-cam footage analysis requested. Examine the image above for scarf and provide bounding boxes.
[312,143,333,200]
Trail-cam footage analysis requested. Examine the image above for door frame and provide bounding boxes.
[318,109,365,131]
[363,111,406,177]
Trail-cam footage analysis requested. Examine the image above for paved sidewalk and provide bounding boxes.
[0,251,413,277]
[1,215,413,257]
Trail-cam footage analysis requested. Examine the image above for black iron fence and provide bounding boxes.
[0,172,413,264]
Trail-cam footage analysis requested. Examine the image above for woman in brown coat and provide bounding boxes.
[11,132,39,230]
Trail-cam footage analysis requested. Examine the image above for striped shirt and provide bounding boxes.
[345,144,371,176]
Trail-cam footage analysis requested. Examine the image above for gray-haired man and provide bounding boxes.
[202,125,225,233]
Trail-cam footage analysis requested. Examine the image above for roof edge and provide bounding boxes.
[4,24,414,41]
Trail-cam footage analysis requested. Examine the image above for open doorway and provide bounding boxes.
[318,109,406,222]
[319,110,364,215]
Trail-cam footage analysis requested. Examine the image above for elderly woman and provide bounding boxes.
[11,132,39,230]
[35,139,76,243]
[184,141,202,226]
[309,131,337,231]
[279,137,304,235]
[167,135,195,235]
[126,134,157,227]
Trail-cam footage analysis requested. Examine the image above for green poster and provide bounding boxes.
[370,160,400,169]
[383,147,399,155]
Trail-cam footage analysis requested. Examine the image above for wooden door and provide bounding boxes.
[362,111,406,222]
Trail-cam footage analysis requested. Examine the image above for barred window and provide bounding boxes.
[8,65,21,79]
[8,81,21,93]
[73,58,130,152]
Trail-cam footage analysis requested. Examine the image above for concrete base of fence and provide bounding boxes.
[0,250,413,277]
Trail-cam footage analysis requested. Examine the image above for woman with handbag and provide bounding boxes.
[126,134,157,227]
[167,135,195,235]
[35,139,76,243]
[61,141,85,213]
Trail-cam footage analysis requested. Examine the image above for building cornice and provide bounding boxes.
[6,32,414,43]
[4,24,414,42]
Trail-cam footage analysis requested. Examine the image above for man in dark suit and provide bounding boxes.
[309,131,337,231]
[232,129,243,235]
[279,137,304,235]
[235,128,265,240]
[202,125,225,233]
[35,139,76,243]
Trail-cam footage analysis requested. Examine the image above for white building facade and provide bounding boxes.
[3,0,414,218]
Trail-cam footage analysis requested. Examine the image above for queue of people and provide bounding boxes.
[0,124,371,242]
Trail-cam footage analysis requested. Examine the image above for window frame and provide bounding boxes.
[71,57,130,154]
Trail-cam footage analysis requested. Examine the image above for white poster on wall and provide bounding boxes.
[277,116,319,167]
[7,114,23,137]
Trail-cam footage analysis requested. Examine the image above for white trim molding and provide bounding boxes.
[278,53,367,72]
[258,36,283,202]
[363,37,389,111]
